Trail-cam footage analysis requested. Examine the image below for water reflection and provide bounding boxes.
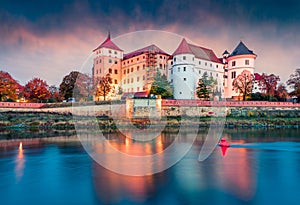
[15,142,25,181]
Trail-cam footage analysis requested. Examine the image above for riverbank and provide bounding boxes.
[1,110,300,132]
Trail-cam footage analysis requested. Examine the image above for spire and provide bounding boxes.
[229,41,256,57]
[172,38,193,56]
[93,32,123,52]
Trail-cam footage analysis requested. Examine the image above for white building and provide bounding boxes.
[170,38,224,99]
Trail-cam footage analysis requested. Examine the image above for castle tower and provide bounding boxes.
[171,38,224,99]
[93,33,123,100]
[224,41,257,99]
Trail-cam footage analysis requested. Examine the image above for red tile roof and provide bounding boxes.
[123,44,169,60]
[173,38,222,63]
[93,33,123,52]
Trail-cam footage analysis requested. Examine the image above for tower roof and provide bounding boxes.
[123,44,169,60]
[172,38,193,56]
[229,41,255,57]
[222,50,230,55]
[173,38,222,63]
[93,33,123,52]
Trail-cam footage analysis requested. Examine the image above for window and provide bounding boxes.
[109,50,112,54]
[123,62,125,65]
[171,79,173,83]
[216,73,218,77]
[109,59,112,63]
[127,61,129,64]
[109,69,112,74]
[115,51,117,54]
[137,87,140,91]
[127,79,129,83]
[127,69,129,74]
[131,67,133,72]
[96,70,98,74]
[192,57,194,61]
[183,67,186,71]
[210,72,212,77]
[143,56,145,59]
[179,92,182,94]
[205,62,207,66]
[123,79,126,84]
[143,75,145,80]
[210,63,212,67]
[199,70,201,74]
[171,61,173,65]
[123,70,126,75]
[160,64,163,69]
[131,78,133,83]
[178,67,180,72]
[183,56,186,60]
[184,78,187,81]
[216,65,218,68]
[171,69,173,75]
[114,79,118,84]
[96,60,98,64]
[160,56,162,59]
[174,57,176,62]
[143,64,145,69]
[199,61,201,65]
[245,60,249,65]
[137,58,139,61]
[232,61,236,66]
[131,60,133,63]
[231,71,236,79]
[137,66,139,71]
[114,70,118,74]
[137,77,139,82]
[114,61,118,64]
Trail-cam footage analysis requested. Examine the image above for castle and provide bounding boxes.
[92,33,257,100]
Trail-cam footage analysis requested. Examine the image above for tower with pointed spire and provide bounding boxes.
[223,41,257,99]
[93,32,123,100]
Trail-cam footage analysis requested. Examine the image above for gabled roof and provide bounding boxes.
[123,44,169,60]
[93,33,123,52]
[173,38,222,63]
[229,41,255,57]
[172,38,193,56]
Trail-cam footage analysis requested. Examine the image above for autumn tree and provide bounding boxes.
[232,70,255,101]
[0,71,20,101]
[95,74,112,101]
[275,84,288,102]
[287,68,300,102]
[258,73,280,99]
[150,71,173,99]
[24,78,51,102]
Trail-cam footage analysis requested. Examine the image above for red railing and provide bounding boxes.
[162,100,300,107]
[0,102,44,108]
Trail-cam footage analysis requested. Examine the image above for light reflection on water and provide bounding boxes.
[0,129,300,205]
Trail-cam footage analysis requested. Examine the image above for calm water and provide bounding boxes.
[1,129,300,205]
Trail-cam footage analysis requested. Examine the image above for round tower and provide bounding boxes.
[225,41,257,99]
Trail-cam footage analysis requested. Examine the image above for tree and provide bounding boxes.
[275,84,288,102]
[24,78,51,102]
[150,71,173,98]
[232,70,255,101]
[48,85,61,102]
[258,73,280,99]
[59,71,92,101]
[0,71,19,101]
[59,71,79,101]
[196,78,209,100]
[287,68,300,102]
[95,74,112,101]
[196,72,217,100]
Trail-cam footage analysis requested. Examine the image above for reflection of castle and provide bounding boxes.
[93,33,256,100]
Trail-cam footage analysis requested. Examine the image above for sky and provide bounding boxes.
[1,0,300,87]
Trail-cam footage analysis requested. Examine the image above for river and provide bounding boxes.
[0,128,300,205]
